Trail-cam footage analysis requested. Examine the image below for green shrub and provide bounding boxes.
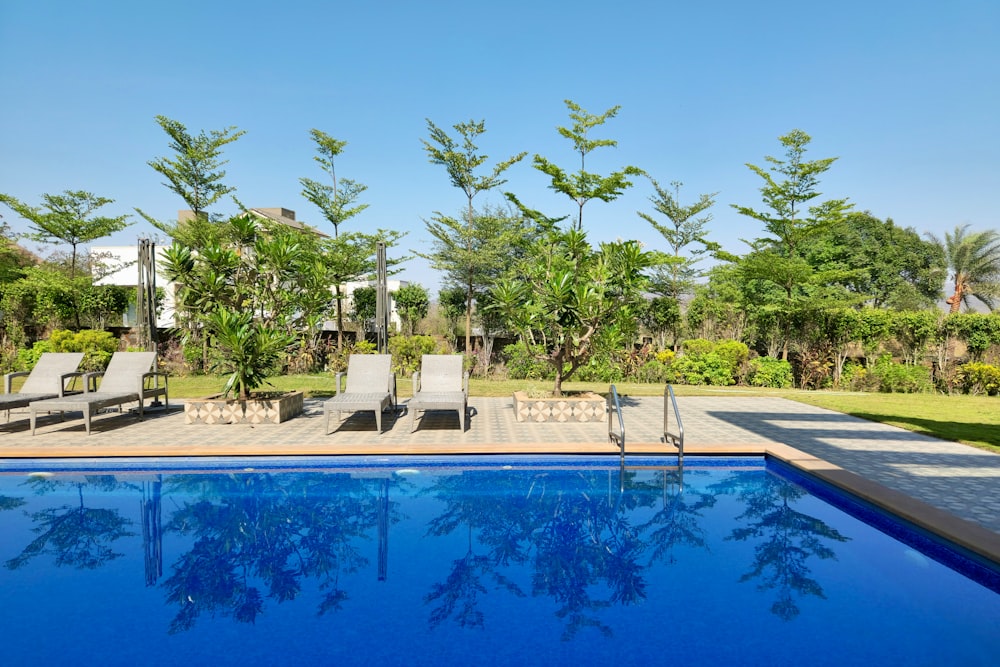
[325,340,378,374]
[747,356,793,388]
[388,335,441,376]
[637,358,675,383]
[957,362,1000,396]
[715,340,750,383]
[39,329,118,371]
[682,338,716,356]
[16,340,51,371]
[870,355,933,393]
[673,352,734,386]
[840,361,874,392]
[499,342,553,380]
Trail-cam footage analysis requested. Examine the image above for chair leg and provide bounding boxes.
[84,408,92,436]
[29,409,36,435]
[375,409,382,433]
[411,406,418,433]
[459,405,465,432]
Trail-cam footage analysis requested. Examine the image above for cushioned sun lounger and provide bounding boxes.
[408,354,468,432]
[1,352,84,420]
[28,351,168,435]
[323,354,396,434]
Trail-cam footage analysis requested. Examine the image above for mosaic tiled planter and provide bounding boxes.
[512,391,606,423]
[184,391,304,425]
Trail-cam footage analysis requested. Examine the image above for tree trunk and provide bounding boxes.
[335,284,344,350]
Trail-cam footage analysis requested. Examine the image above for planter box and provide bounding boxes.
[185,391,304,425]
[512,391,606,423]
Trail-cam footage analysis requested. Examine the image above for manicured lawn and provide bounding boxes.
[165,374,1000,454]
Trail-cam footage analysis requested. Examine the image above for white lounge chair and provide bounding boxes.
[408,354,468,432]
[2,352,84,421]
[28,351,168,435]
[323,354,396,434]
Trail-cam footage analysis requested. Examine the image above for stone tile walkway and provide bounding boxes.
[2,395,998,535]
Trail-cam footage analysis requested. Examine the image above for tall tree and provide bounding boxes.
[300,129,371,348]
[533,99,643,231]
[639,179,718,300]
[0,191,131,279]
[139,115,245,235]
[421,204,541,355]
[422,119,526,353]
[927,224,1000,313]
[806,212,945,309]
[732,129,851,358]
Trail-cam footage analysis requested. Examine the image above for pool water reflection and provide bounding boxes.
[0,457,997,666]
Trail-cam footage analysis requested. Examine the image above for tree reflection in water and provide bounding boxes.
[425,466,702,640]
[4,475,135,571]
[711,471,850,620]
[162,472,398,633]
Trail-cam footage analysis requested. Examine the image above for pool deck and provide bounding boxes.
[3,394,999,566]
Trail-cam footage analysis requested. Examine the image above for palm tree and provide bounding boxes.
[929,224,1000,313]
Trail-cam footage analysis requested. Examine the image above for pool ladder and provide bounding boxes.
[664,384,684,463]
[607,383,685,464]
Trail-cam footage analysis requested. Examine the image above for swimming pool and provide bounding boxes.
[0,456,997,666]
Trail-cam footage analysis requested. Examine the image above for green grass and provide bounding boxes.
[164,374,1000,454]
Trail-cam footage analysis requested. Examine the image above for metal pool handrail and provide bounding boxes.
[607,384,625,465]
[664,384,684,462]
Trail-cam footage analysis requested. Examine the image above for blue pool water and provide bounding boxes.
[0,456,997,666]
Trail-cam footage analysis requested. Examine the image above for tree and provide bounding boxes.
[640,296,682,350]
[300,129,371,349]
[139,115,245,235]
[533,99,643,231]
[394,283,429,336]
[806,212,945,309]
[0,191,130,279]
[351,286,377,333]
[732,129,852,359]
[639,179,717,300]
[438,286,467,348]
[423,118,526,353]
[927,224,1000,313]
[420,204,541,355]
[488,229,652,395]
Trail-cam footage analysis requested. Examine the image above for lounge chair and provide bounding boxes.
[28,351,168,435]
[323,354,396,434]
[2,352,84,420]
[408,354,468,432]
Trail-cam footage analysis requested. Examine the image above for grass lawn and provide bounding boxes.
[164,374,1000,454]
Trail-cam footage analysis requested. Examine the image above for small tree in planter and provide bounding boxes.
[488,228,652,396]
[162,213,329,421]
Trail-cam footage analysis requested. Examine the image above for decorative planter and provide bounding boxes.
[184,391,304,425]
[512,391,606,423]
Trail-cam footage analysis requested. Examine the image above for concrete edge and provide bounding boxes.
[763,442,1000,568]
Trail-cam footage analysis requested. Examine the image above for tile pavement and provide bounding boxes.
[2,394,998,534]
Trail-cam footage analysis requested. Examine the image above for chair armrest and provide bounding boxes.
[412,371,421,395]
[142,371,169,390]
[58,372,84,397]
[82,371,105,392]
[334,372,346,396]
[4,371,29,394]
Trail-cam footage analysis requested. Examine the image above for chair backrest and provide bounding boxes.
[20,352,85,394]
[96,351,157,395]
[420,355,464,393]
[345,354,393,393]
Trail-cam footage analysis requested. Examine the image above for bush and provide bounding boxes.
[870,355,933,393]
[388,335,441,376]
[715,340,750,384]
[957,362,1000,396]
[31,329,119,371]
[325,340,378,374]
[747,356,793,388]
[682,338,716,356]
[673,352,734,386]
[499,342,553,380]
[840,361,874,392]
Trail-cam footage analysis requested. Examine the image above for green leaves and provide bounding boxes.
[533,100,642,230]
[148,115,245,216]
[205,307,292,401]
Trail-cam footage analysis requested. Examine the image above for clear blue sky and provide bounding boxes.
[2,0,998,295]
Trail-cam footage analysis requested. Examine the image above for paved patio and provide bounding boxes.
[2,394,999,560]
